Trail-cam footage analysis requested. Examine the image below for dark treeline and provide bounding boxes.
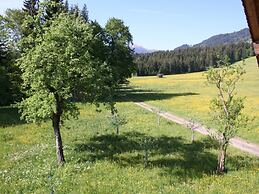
[135,42,254,76]
[0,15,22,105]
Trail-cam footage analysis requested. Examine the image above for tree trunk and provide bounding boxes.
[144,148,148,168]
[52,93,65,165]
[217,145,226,173]
[52,113,65,165]
[191,129,195,143]
[116,125,119,135]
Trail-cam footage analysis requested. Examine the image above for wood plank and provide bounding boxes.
[242,0,259,65]
[254,42,259,55]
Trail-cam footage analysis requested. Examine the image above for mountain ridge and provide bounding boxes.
[132,44,156,54]
[174,28,251,50]
[134,28,251,53]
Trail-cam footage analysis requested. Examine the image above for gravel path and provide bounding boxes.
[135,101,259,157]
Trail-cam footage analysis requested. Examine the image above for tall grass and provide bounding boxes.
[1,102,259,193]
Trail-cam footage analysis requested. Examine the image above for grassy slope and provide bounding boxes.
[1,102,259,193]
[130,57,259,143]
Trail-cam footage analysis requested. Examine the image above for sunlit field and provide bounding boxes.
[1,0,258,193]
[130,57,259,144]
[1,102,259,193]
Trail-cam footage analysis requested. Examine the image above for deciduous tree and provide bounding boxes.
[18,14,114,165]
[105,18,134,85]
[206,57,249,173]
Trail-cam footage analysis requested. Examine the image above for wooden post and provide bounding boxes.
[253,42,259,65]
[242,0,259,65]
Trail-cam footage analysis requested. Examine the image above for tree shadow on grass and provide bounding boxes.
[74,131,217,179]
[115,86,199,102]
[74,132,258,180]
[0,107,23,127]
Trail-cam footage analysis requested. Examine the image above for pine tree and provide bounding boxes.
[45,0,65,20]
[80,4,89,22]
[64,0,69,12]
[23,0,39,16]
[0,38,7,69]
[0,31,22,105]
[0,42,9,105]
[70,5,80,17]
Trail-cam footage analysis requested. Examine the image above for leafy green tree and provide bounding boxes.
[105,18,134,84]
[19,0,65,53]
[18,14,114,165]
[205,58,249,173]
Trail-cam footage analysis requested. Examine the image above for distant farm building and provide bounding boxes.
[157,73,164,78]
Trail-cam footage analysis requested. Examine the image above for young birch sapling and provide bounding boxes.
[205,58,249,173]
[109,111,127,135]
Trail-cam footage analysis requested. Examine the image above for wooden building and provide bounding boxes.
[242,0,259,65]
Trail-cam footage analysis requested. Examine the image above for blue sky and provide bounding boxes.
[0,0,248,50]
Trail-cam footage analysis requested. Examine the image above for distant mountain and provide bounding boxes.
[195,28,251,47]
[174,44,190,50]
[132,44,156,54]
[175,28,251,50]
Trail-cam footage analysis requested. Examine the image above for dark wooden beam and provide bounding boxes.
[254,42,259,55]
[242,0,259,65]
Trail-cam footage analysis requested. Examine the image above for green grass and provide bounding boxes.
[129,57,259,144]
[1,102,259,193]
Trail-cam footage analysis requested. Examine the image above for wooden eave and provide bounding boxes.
[242,0,259,65]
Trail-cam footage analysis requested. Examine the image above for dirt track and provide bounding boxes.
[135,101,259,157]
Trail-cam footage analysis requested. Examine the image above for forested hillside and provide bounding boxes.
[135,42,254,76]
[194,28,250,47]
[135,28,253,76]
[174,28,251,50]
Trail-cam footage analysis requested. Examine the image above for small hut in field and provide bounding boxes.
[157,73,164,78]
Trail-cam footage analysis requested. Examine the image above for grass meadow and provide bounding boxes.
[1,57,259,193]
[130,57,259,144]
[1,101,259,193]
